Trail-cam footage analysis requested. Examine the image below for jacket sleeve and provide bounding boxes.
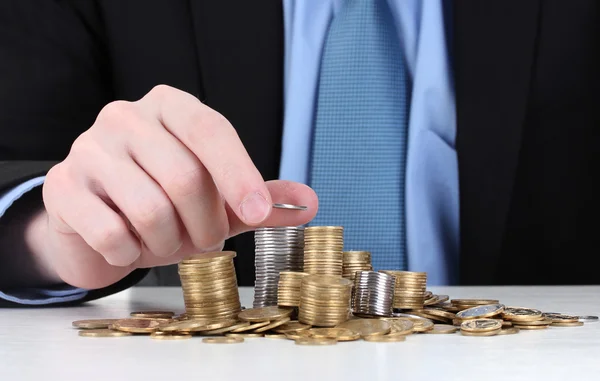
[0,1,149,307]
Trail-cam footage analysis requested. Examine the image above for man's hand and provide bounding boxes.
[31,85,318,290]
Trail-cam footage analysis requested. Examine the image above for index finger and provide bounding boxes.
[138,85,272,226]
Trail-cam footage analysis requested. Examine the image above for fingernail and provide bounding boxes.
[240,192,270,224]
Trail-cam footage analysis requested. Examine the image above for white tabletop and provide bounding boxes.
[1,286,599,381]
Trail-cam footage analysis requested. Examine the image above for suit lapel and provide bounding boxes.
[454,1,541,284]
[189,0,284,286]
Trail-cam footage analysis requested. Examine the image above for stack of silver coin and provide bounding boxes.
[253,227,305,308]
[352,271,396,317]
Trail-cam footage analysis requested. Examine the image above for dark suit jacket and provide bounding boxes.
[1,1,599,306]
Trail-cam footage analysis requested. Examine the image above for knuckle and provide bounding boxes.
[130,197,174,229]
[69,130,96,156]
[42,165,64,210]
[43,163,78,209]
[166,166,205,199]
[148,84,175,100]
[44,163,64,186]
[187,107,231,142]
[89,221,130,254]
[97,100,139,129]
[194,215,229,249]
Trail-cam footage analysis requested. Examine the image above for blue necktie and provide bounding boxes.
[308,0,409,271]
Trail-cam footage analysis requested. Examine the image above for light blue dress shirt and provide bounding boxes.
[280,0,459,285]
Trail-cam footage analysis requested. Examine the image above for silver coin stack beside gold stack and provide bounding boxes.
[352,271,396,317]
[303,226,344,276]
[178,251,241,320]
[253,227,305,308]
[342,251,373,282]
[298,275,353,327]
[380,270,427,309]
[277,271,310,307]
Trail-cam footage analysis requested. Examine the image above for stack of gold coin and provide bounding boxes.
[298,275,353,327]
[303,226,344,276]
[380,270,427,309]
[277,271,310,307]
[178,251,241,320]
[342,251,373,281]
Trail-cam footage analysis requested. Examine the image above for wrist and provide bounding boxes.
[24,209,62,286]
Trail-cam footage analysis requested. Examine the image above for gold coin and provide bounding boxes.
[202,321,251,335]
[502,307,543,322]
[497,327,520,335]
[380,318,414,335]
[150,332,192,340]
[302,275,353,288]
[363,334,407,342]
[460,329,501,336]
[238,306,294,322]
[130,311,175,319]
[460,319,502,333]
[408,310,452,323]
[284,330,313,340]
[112,318,163,333]
[78,329,132,337]
[543,313,580,323]
[512,319,552,326]
[436,302,465,312]
[551,321,584,327]
[226,333,264,338]
[514,325,548,330]
[264,334,288,339]
[160,318,237,332]
[420,308,456,320]
[230,320,271,332]
[336,319,391,337]
[409,318,434,332]
[270,320,309,334]
[253,317,292,333]
[295,337,337,346]
[203,337,244,344]
[308,328,361,341]
[72,319,120,330]
[425,324,458,334]
[181,251,236,263]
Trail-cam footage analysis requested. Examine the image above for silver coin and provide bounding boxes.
[456,304,505,319]
[272,203,308,211]
[253,226,305,307]
[351,271,395,317]
[578,315,599,322]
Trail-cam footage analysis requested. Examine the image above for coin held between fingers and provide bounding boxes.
[272,203,308,211]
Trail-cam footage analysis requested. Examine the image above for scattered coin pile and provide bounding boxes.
[72,293,596,343]
[253,227,304,308]
[72,216,598,344]
[303,226,343,276]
